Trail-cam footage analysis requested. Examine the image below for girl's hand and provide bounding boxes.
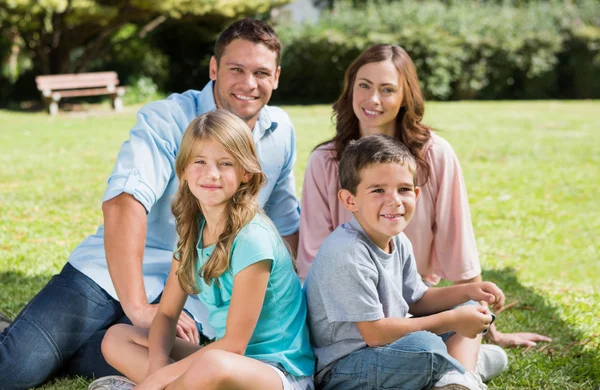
[452,305,493,338]
[468,282,505,311]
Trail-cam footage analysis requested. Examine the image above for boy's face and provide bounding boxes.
[339,162,419,251]
[210,39,281,130]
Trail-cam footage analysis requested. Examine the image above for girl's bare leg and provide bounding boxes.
[101,323,201,383]
[167,349,284,390]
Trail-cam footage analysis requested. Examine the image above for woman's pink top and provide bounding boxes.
[297,132,481,284]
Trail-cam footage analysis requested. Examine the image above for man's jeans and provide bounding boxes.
[319,331,465,390]
[1,263,142,390]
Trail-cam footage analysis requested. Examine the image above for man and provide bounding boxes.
[0,19,299,390]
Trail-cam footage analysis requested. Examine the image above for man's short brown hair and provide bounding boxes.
[214,18,281,65]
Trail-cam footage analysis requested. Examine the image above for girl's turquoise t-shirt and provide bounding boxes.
[196,213,315,377]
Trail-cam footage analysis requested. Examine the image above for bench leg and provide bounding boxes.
[112,96,123,112]
[49,101,59,116]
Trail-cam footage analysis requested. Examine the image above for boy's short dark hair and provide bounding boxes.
[339,134,417,195]
[214,18,281,65]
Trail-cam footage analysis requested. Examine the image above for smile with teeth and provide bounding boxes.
[234,94,258,101]
[381,213,403,219]
[362,107,382,116]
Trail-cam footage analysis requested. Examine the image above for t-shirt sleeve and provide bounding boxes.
[399,236,429,304]
[230,223,278,276]
[430,135,481,281]
[297,149,335,277]
[263,121,300,237]
[319,245,384,323]
[102,100,189,213]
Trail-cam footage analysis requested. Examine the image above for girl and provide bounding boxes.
[297,44,548,383]
[95,109,314,390]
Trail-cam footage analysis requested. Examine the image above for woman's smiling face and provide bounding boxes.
[352,60,404,138]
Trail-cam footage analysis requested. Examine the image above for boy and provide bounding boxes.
[304,134,504,390]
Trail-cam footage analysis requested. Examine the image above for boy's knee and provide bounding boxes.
[398,331,447,353]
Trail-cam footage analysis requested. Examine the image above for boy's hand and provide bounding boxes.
[452,305,493,338]
[468,282,505,311]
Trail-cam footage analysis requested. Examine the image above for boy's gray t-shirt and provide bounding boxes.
[304,216,429,378]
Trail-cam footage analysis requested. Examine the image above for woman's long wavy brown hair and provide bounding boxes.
[172,109,266,294]
[324,44,431,185]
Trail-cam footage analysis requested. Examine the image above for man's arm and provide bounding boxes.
[103,193,152,327]
[103,193,198,343]
[282,231,299,257]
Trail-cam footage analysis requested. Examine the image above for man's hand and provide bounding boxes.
[451,305,493,338]
[466,282,505,311]
[485,326,552,348]
[128,303,199,345]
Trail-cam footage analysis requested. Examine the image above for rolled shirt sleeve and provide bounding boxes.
[102,100,189,212]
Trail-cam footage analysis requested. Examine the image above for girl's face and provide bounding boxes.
[183,138,250,211]
[352,60,404,138]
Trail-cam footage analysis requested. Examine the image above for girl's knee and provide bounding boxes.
[101,324,136,362]
[184,349,237,388]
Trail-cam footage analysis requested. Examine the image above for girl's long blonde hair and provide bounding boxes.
[172,109,266,294]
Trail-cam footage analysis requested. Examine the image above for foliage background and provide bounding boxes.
[0,0,599,105]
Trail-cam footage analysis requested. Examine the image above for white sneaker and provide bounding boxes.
[432,370,487,390]
[476,344,509,382]
[88,375,135,390]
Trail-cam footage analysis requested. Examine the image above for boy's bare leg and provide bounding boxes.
[445,333,482,371]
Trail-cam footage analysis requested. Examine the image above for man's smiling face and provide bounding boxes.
[210,38,280,130]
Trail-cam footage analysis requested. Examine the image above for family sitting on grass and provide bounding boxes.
[0,18,550,390]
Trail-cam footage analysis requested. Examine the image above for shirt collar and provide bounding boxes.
[198,81,278,140]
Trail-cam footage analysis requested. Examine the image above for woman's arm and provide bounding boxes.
[297,150,337,277]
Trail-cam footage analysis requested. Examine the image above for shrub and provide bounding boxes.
[274,0,600,102]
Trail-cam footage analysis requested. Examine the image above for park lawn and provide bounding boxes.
[0,101,598,389]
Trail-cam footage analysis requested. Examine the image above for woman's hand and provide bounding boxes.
[485,325,552,347]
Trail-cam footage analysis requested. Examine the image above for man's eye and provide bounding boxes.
[399,187,412,192]
[372,188,384,193]
[231,68,242,72]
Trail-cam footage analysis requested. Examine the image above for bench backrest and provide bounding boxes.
[35,72,120,92]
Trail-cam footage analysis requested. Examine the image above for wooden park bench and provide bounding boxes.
[35,71,126,116]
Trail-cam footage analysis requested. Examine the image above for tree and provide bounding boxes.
[0,0,289,75]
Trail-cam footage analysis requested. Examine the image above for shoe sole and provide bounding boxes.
[431,385,471,390]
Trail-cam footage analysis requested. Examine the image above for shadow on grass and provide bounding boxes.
[0,271,55,318]
[483,268,599,389]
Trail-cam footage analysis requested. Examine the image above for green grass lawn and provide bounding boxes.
[1,101,599,389]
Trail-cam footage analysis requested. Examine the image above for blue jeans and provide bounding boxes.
[0,263,201,390]
[319,331,465,390]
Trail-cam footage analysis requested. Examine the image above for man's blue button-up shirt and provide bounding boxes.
[68,82,300,337]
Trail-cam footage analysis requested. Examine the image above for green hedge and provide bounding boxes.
[273,0,600,102]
